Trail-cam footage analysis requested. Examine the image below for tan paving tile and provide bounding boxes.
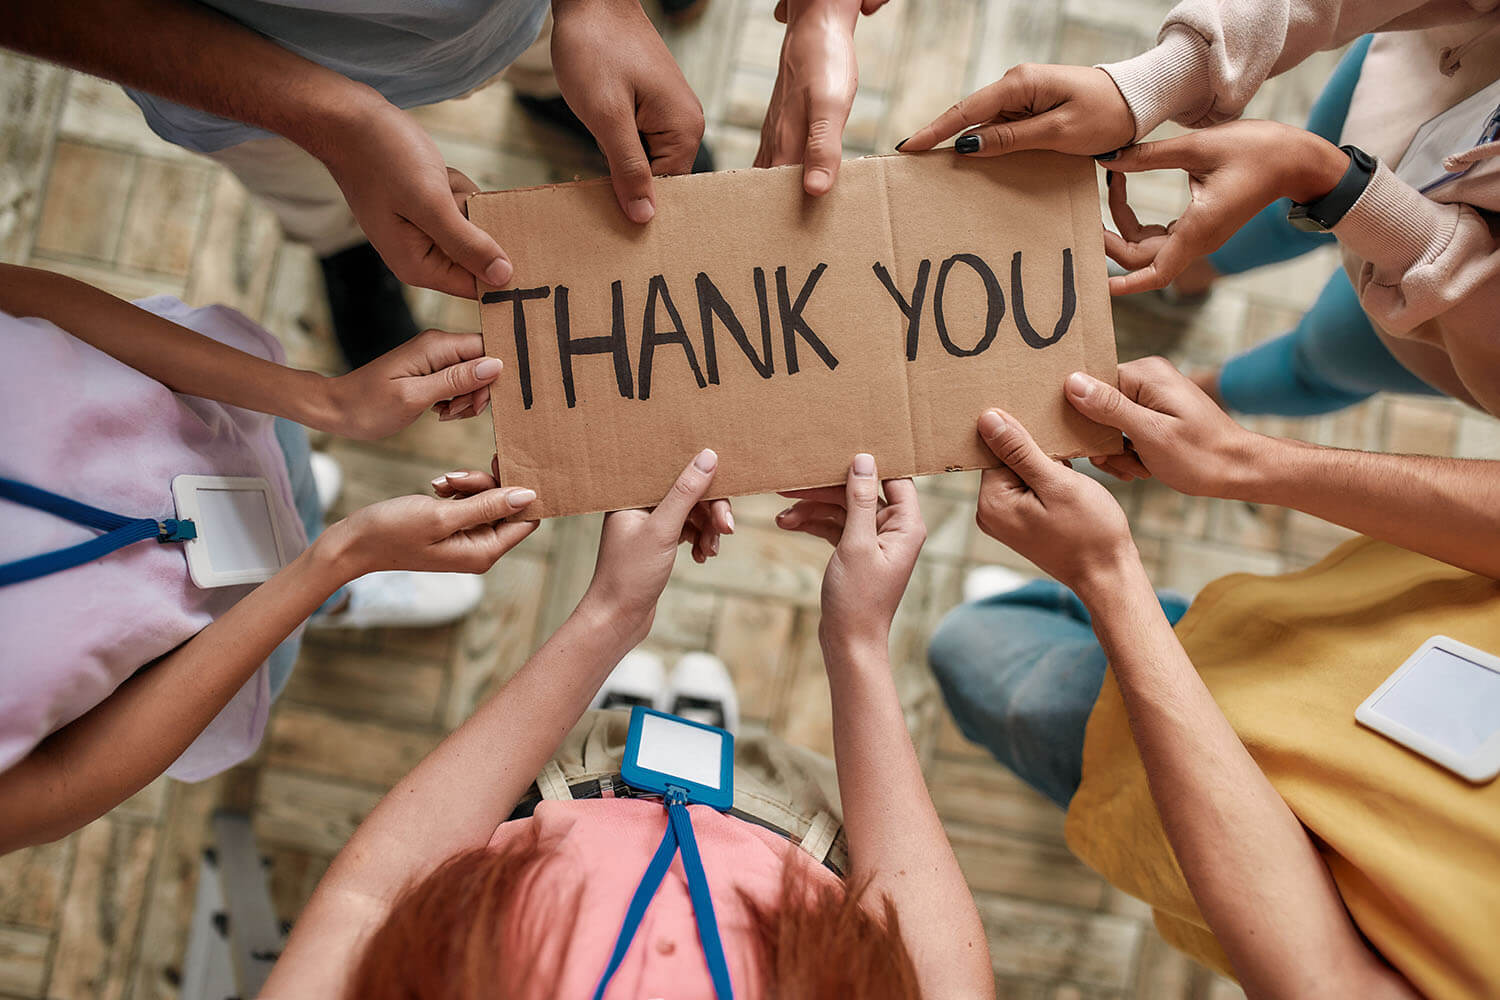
[0,55,68,264]
[252,769,382,856]
[976,893,1144,988]
[280,640,447,727]
[445,551,551,727]
[267,704,442,790]
[0,925,49,998]
[1380,397,1460,456]
[0,838,73,930]
[183,170,280,318]
[48,819,156,1000]
[946,820,1108,907]
[713,595,798,722]
[118,157,210,277]
[35,140,136,262]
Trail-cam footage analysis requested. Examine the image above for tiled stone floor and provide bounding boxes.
[2,2,1497,997]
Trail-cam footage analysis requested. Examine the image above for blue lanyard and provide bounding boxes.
[0,477,196,587]
[592,788,734,1000]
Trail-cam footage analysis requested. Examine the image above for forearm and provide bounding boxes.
[1,0,384,160]
[0,532,352,853]
[1080,561,1415,998]
[823,637,994,998]
[1235,438,1500,578]
[0,264,340,431]
[316,598,638,900]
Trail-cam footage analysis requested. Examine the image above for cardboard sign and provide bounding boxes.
[472,151,1120,519]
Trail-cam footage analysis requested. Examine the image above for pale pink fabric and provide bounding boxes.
[0,297,305,780]
[1099,1,1500,414]
[486,798,842,998]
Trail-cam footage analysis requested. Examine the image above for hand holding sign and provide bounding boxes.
[470,151,1120,518]
[973,408,1134,598]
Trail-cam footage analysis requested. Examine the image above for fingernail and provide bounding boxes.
[430,476,447,490]
[475,357,502,378]
[1093,149,1119,161]
[776,506,796,522]
[484,257,512,286]
[627,197,655,223]
[1105,169,1118,187]
[724,510,735,533]
[895,137,910,152]
[978,409,1007,439]
[510,488,537,506]
[693,448,718,472]
[853,453,875,477]
[445,471,471,481]
[955,135,981,154]
[1066,371,1095,397]
[709,536,720,556]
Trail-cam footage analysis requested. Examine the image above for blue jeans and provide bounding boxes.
[265,418,340,698]
[1207,36,1443,416]
[927,581,1189,809]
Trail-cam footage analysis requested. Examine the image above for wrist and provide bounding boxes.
[1231,435,1306,505]
[305,521,368,587]
[576,588,654,649]
[1285,132,1352,205]
[784,0,862,26]
[818,625,890,667]
[283,369,343,435]
[1069,542,1147,607]
[299,83,397,166]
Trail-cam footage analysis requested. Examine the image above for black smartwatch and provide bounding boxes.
[1287,145,1377,232]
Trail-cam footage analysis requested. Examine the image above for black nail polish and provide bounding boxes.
[1105,170,1118,186]
[1093,149,1119,161]
[955,135,981,154]
[895,136,910,152]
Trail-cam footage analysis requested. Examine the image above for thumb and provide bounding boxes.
[410,356,503,407]
[1064,371,1153,436]
[650,448,719,534]
[977,409,1063,491]
[802,92,850,196]
[424,198,513,288]
[596,117,658,224]
[443,486,538,531]
[840,453,880,548]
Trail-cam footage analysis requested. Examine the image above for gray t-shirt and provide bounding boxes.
[126,0,550,153]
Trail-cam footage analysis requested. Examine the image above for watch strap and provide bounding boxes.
[1289,145,1377,230]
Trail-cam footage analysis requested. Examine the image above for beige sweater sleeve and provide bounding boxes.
[1098,0,1433,141]
[1335,163,1500,336]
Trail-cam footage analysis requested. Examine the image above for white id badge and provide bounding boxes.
[1355,635,1500,783]
[170,475,289,588]
[622,706,735,809]
[1395,77,1500,193]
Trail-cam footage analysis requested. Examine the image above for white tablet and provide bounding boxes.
[171,475,290,588]
[1355,635,1500,784]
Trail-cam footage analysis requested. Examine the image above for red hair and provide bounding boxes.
[345,829,921,999]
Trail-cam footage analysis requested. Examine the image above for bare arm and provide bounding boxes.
[0,488,537,855]
[1083,561,1419,999]
[969,408,1418,999]
[263,453,724,996]
[778,467,993,997]
[1,0,377,160]
[0,264,504,438]
[1068,357,1500,579]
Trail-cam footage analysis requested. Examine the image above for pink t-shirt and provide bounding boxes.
[487,798,842,998]
[0,297,305,781]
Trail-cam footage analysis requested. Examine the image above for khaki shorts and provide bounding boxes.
[521,709,850,876]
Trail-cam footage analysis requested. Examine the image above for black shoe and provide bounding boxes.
[512,93,716,174]
[318,242,420,370]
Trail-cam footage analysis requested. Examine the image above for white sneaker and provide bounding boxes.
[310,570,483,629]
[962,565,1033,604]
[590,649,667,714]
[663,652,740,734]
[309,451,343,514]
